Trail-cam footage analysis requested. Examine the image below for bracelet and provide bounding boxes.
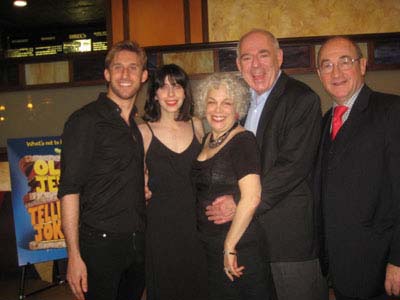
[223,250,237,255]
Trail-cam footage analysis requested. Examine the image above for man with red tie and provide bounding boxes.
[315,36,400,300]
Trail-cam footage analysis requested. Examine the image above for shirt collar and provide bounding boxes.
[332,84,364,110]
[250,70,282,105]
[96,93,136,122]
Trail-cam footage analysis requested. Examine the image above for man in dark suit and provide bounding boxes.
[206,29,328,300]
[315,36,400,300]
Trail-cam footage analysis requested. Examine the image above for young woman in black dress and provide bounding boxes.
[193,73,272,300]
[138,64,208,300]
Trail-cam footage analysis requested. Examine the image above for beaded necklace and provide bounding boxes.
[208,122,238,149]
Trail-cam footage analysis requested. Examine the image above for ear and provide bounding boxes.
[236,57,242,72]
[316,68,322,81]
[141,69,148,83]
[104,69,110,83]
[359,57,367,76]
[277,48,283,68]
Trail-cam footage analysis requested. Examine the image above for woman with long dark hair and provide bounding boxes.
[138,64,208,300]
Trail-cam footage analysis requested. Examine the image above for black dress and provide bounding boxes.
[192,131,271,300]
[145,121,208,300]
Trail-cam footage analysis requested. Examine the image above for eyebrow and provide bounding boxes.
[207,96,232,102]
[240,49,270,59]
[320,55,353,63]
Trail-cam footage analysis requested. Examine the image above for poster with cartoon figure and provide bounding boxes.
[7,136,67,266]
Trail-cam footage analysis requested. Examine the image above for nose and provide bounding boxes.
[215,103,222,113]
[251,55,260,68]
[121,67,129,78]
[331,63,341,77]
[167,86,175,96]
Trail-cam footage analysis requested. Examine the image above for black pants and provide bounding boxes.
[80,227,145,300]
[270,258,328,300]
[202,237,273,300]
[334,289,391,300]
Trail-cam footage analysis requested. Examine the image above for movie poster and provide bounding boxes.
[7,136,67,266]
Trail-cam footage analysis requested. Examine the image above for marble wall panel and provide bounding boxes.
[208,0,400,41]
[163,50,214,74]
[25,61,69,85]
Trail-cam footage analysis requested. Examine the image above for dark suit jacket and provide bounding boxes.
[315,85,400,298]
[255,72,322,262]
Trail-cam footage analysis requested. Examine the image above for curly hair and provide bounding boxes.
[194,73,250,119]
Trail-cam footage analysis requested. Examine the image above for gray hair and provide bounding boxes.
[194,73,250,119]
[236,29,280,57]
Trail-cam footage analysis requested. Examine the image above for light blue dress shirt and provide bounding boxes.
[244,71,282,135]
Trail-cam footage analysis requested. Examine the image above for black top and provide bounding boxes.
[58,93,145,233]
[192,131,260,240]
[145,121,208,300]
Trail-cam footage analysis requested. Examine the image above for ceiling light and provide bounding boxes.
[14,1,27,7]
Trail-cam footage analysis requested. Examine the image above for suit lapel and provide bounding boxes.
[328,85,372,168]
[255,73,288,146]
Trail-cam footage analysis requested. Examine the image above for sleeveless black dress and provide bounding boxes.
[192,131,271,300]
[145,121,208,300]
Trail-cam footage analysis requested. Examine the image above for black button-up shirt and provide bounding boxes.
[58,93,145,233]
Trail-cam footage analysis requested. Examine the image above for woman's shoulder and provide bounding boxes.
[192,116,205,141]
[230,129,256,145]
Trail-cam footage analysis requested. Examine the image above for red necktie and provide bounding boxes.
[331,105,348,140]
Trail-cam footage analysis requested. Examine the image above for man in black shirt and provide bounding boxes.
[58,40,148,300]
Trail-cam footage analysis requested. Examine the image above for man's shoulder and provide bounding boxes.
[276,73,320,105]
[66,95,103,124]
[285,75,317,95]
[370,89,400,104]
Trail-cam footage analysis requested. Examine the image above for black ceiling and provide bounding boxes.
[0,0,106,34]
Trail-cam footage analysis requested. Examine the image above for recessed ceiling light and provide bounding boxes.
[14,0,27,7]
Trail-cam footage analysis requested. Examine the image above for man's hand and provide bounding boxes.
[385,263,400,296]
[144,168,152,203]
[67,255,88,300]
[205,195,237,224]
[144,185,152,203]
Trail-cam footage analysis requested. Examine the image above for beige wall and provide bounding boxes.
[1,0,400,147]
[208,0,400,41]
[1,69,399,147]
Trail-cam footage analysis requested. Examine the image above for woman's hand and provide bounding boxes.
[223,249,244,281]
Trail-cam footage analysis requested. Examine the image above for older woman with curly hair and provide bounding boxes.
[192,73,272,300]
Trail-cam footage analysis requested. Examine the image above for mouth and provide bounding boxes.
[210,115,227,122]
[165,100,178,106]
[331,79,347,87]
[251,73,266,83]
[119,81,132,87]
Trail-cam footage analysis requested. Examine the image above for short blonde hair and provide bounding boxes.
[195,73,250,119]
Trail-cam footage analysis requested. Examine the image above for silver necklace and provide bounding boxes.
[208,122,238,149]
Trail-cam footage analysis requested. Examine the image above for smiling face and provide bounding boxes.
[236,31,283,95]
[156,76,185,116]
[104,50,148,103]
[317,37,367,105]
[205,85,237,136]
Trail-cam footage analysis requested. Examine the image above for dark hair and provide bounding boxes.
[105,40,147,70]
[143,64,193,122]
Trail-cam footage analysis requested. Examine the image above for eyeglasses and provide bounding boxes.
[318,56,361,74]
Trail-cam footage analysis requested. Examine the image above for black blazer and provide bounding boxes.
[315,85,400,298]
[255,72,322,262]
